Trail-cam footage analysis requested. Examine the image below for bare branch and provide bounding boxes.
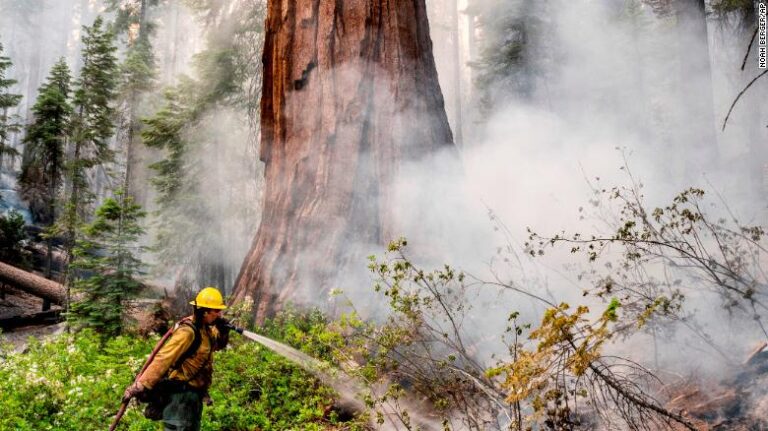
[722,69,768,131]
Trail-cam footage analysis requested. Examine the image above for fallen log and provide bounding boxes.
[0,261,170,309]
[0,261,66,305]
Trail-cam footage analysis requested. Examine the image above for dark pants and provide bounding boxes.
[162,388,203,431]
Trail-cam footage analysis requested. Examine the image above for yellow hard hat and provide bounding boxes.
[190,287,228,309]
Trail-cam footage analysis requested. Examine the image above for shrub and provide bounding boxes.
[0,328,366,430]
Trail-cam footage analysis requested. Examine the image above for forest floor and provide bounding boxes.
[0,285,64,353]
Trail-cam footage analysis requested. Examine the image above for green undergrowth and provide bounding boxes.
[0,327,367,431]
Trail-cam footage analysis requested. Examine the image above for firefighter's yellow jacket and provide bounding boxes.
[138,317,224,391]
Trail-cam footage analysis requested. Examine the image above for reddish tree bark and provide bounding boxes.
[232,0,455,321]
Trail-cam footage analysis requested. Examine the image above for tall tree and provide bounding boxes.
[63,16,119,307]
[119,43,156,205]
[473,0,548,111]
[18,59,72,281]
[449,0,464,147]
[106,0,160,203]
[19,59,72,225]
[0,41,22,170]
[231,1,456,321]
[143,0,265,311]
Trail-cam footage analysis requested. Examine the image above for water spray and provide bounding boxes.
[229,326,442,431]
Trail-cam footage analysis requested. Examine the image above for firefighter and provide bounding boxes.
[122,287,231,431]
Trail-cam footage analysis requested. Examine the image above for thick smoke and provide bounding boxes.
[378,0,768,374]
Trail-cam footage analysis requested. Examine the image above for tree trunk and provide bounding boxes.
[232,0,455,322]
[123,0,149,201]
[465,1,477,83]
[449,0,463,148]
[0,261,67,305]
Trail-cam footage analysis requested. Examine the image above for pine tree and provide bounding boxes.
[141,82,195,263]
[63,16,119,308]
[474,0,550,111]
[18,59,72,283]
[0,210,28,266]
[104,0,162,41]
[65,16,119,241]
[142,0,266,301]
[69,191,146,336]
[19,59,72,226]
[103,1,162,202]
[0,41,22,169]
[118,32,156,199]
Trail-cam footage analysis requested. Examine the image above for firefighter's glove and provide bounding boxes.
[214,318,232,334]
[214,318,232,350]
[122,382,145,402]
[202,392,214,406]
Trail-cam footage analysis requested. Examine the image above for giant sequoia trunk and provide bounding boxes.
[232,1,455,321]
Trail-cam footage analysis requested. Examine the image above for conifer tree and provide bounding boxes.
[141,82,194,261]
[107,0,160,198]
[104,0,162,40]
[0,41,22,169]
[19,59,72,226]
[69,191,146,336]
[142,1,266,299]
[474,0,550,111]
[65,16,119,236]
[0,210,28,266]
[18,59,72,282]
[118,34,156,198]
[63,16,119,307]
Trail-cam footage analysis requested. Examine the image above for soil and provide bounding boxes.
[0,285,65,352]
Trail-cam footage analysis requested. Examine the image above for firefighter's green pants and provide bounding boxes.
[162,389,202,431]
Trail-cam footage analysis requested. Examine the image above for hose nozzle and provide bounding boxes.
[214,318,245,334]
[223,322,244,334]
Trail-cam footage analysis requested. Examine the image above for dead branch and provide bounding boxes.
[722,69,768,131]
[741,27,759,71]
[589,362,697,431]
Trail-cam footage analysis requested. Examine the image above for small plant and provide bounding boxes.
[0,210,29,266]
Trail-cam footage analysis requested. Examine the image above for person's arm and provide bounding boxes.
[138,325,195,389]
[213,319,231,351]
